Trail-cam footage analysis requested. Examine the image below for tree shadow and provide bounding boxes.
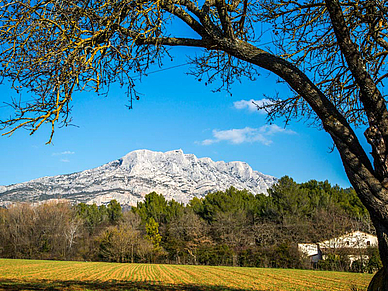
[0,279,271,291]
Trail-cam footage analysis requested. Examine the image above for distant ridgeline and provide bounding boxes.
[0,149,277,207]
[0,176,379,273]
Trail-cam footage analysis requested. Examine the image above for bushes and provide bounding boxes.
[270,243,302,269]
[197,244,234,266]
[318,254,350,272]
[366,248,382,273]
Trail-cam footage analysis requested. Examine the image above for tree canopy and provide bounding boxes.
[1,0,388,287]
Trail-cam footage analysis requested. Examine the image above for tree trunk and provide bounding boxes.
[216,38,388,287]
[131,244,134,264]
[341,156,388,289]
[232,253,238,267]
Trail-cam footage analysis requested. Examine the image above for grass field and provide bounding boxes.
[0,259,373,291]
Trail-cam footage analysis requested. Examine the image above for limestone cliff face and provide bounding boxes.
[0,149,276,206]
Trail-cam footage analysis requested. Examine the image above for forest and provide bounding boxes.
[0,176,381,273]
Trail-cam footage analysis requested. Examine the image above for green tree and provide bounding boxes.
[165,199,185,223]
[299,180,332,211]
[269,176,311,223]
[76,203,106,234]
[194,187,256,223]
[2,0,388,287]
[133,192,168,224]
[145,217,162,253]
[299,179,369,220]
[133,192,184,225]
[107,200,123,224]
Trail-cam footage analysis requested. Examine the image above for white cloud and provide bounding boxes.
[60,159,70,163]
[259,124,295,135]
[233,98,273,113]
[200,125,295,146]
[212,127,257,144]
[52,151,75,156]
[201,139,216,145]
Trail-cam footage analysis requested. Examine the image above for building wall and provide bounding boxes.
[298,231,378,262]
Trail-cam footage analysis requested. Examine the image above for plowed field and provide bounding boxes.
[0,259,373,290]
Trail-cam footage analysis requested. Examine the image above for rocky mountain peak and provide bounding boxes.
[0,149,277,206]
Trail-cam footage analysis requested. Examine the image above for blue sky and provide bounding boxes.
[0,45,364,188]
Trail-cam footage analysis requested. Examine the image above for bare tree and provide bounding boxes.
[64,214,83,259]
[33,202,75,259]
[5,203,35,259]
[167,208,211,265]
[1,0,388,287]
[212,210,253,266]
[97,212,152,263]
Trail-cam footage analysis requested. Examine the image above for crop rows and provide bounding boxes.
[0,259,373,290]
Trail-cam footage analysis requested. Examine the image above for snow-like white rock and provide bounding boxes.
[0,149,276,206]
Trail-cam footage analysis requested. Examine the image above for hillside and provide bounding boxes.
[0,149,276,206]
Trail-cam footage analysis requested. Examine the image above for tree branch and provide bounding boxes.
[215,0,234,38]
[215,38,388,215]
[373,35,388,52]
[170,0,202,19]
[237,0,248,36]
[325,0,388,157]
[160,0,207,37]
[200,0,223,38]
[135,36,209,47]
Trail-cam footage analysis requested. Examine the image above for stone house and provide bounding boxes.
[298,231,378,265]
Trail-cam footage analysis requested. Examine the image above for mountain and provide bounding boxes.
[0,149,277,206]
